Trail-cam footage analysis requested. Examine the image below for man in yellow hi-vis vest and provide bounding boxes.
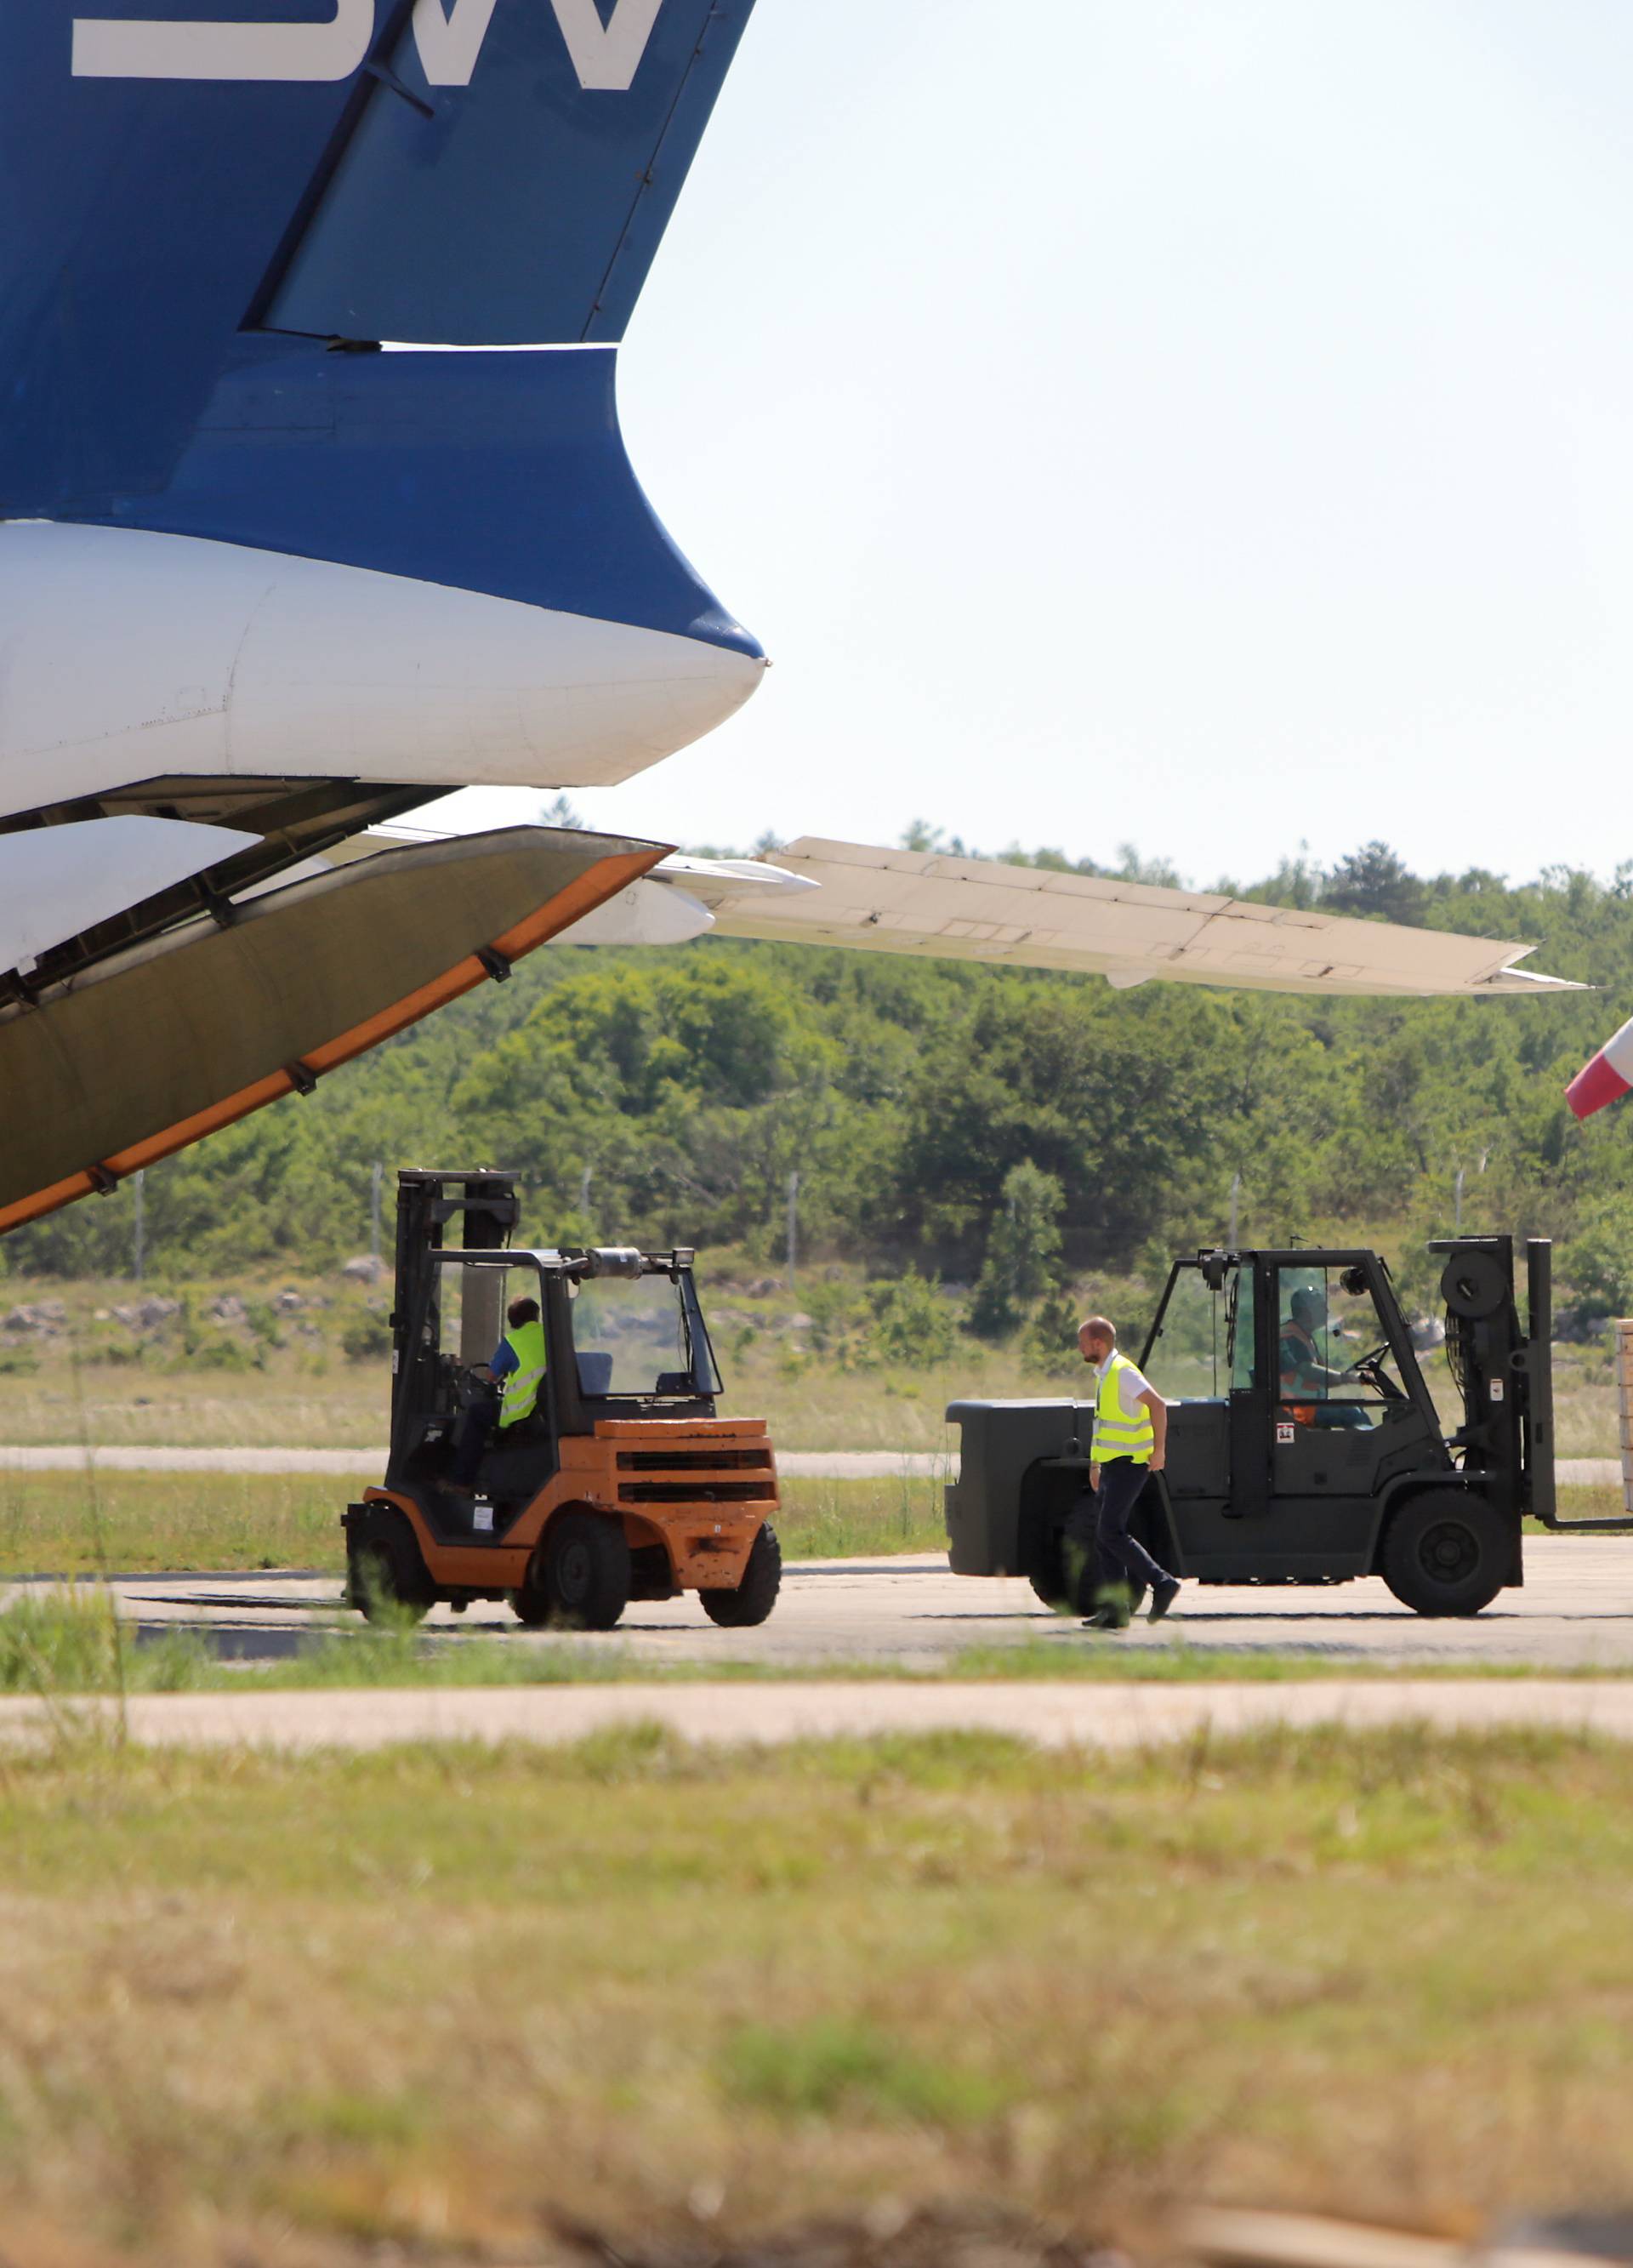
[1073,1314,1181,1629]
[448,1295,547,1494]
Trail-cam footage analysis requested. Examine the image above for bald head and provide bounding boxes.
[1078,1315,1116,1364]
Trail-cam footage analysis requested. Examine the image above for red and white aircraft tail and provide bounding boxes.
[1567,1018,1633,1119]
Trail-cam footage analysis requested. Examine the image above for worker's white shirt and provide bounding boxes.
[1095,1353,1154,1420]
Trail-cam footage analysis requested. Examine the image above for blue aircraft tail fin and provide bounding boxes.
[258,0,757,344]
[0,1,757,511]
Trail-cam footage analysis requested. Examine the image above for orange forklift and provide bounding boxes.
[344,1169,781,1630]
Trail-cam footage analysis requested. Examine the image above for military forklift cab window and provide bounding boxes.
[1142,1261,1226,1397]
[1227,1267,1255,1391]
[1141,1258,1255,1399]
[1275,1266,1403,1425]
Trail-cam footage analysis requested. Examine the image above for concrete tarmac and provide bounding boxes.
[5,1676,1633,1756]
[37,1532,1633,1673]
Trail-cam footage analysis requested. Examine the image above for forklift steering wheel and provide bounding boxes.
[1338,1342,1393,1382]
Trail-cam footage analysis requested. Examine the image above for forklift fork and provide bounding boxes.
[1522,1238,1633,1533]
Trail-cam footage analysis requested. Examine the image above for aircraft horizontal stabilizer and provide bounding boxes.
[691,841,1580,1000]
[0,828,666,1236]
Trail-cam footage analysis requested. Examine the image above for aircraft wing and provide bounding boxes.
[685,840,1579,1000]
[285,829,822,946]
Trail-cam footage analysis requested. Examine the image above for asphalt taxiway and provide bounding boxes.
[28,1533,1633,1673]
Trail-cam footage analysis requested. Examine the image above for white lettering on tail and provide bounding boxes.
[72,0,374,82]
[73,0,668,89]
[412,0,499,86]
[546,0,666,91]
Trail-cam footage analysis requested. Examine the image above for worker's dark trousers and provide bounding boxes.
[450,1386,500,1487]
[1077,1457,1173,1604]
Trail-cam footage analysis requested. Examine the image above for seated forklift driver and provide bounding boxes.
[446,1296,546,1494]
[1279,1288,1371,1429]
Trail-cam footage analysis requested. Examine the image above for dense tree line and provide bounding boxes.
[12,841,1633,1321]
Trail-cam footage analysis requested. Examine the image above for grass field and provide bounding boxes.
[0,1347,993,1453]
[1,1268,1624,1457]
[0,1724,1631,2264]
[2,1468,1620,1586]
[0,1472,947,1580]
[0,1266,1045,1453]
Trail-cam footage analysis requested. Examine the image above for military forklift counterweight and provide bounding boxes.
[946,1234,1631,1621]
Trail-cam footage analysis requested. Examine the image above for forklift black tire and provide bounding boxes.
[349,1513,435,1626]
[543,1511,631,1631]
[1381,1490,1508,1617]
[700,1522,782,1627]
[509,1583,555,1628]
[1028,1519,1147,1620]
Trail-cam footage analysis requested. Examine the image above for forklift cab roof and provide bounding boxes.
[434,1245,697,1280]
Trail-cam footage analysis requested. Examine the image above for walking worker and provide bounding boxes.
[1073,1314,1181,1628]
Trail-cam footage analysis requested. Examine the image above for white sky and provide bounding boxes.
[441,0,1633,888]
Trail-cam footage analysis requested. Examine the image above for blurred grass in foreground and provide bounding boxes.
[7,1587,1633,1700]
[0,1724,1630,2260]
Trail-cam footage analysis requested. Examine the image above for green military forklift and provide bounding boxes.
[946,1234,1631,1620]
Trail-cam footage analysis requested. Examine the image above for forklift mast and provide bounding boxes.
[1440,1233,1633,1536]
[390,1168,521,1444]
[1430,1238,1550,1527]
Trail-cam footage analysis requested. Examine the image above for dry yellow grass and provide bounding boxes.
[0,1473,944,1581]
[1,1725,1632,2264]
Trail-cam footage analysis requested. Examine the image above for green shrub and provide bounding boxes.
[81,1330,146,1369]
[802,1279,866,1353]
[865,1269,958,1368]
[1562,1193,1633,1325]
[340,1309,392,1363]
[720,2017,1009,2125]
[0,1589,207,1695]
[244,1299,285,1347]
[1021,1288,1083,1379]
[970,1161,1065,1341]
[182,1335,260,1374]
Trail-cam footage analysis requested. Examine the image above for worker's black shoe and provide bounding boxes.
[1080,1607,1128,1632]
[1148,1576,1181,1624]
